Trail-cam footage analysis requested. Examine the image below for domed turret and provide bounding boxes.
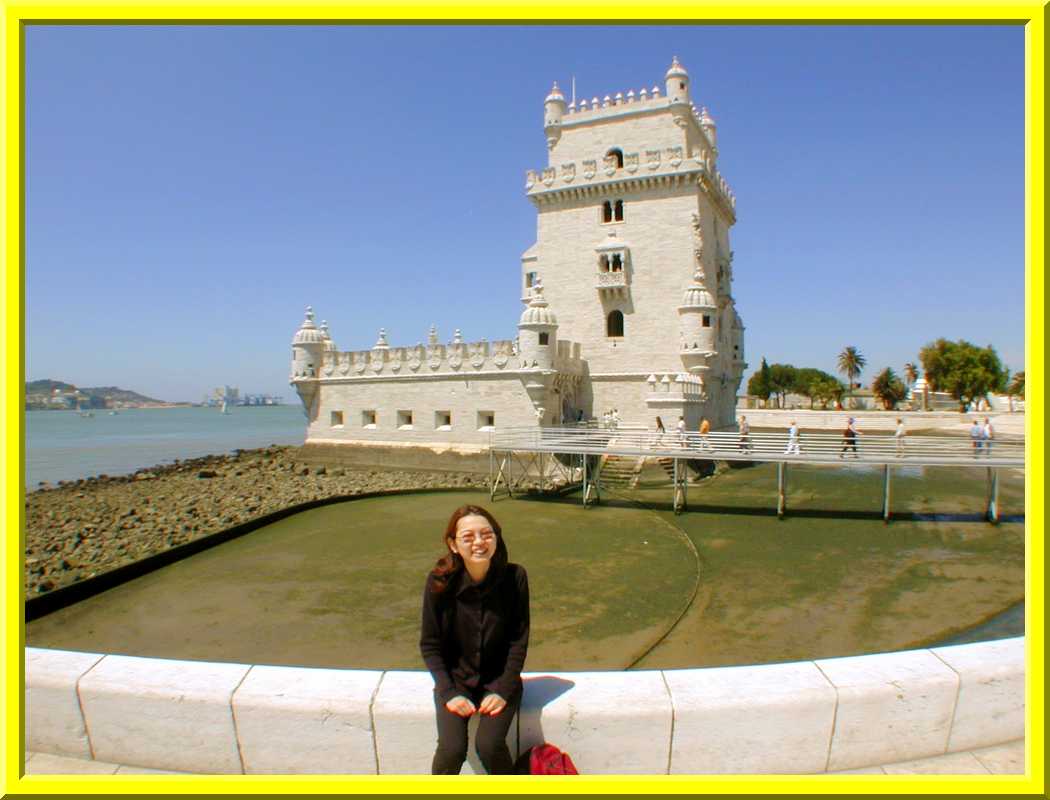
[699,106,717,150]
[678,269,718,372]
[544,81,566,151]
[665,56,691,106]
[517,281,558,370]
[291,306,325,379]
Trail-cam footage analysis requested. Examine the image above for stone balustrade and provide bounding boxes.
[525,150,734,210]
[26,637,1023,775]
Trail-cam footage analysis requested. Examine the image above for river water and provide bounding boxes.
[25,405,307,488]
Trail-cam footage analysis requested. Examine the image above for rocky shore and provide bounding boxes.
[25,446,487,597]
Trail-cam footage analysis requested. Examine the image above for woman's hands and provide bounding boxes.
[445,695,476,717]
[478,693,507,716]
[445,693,507,717]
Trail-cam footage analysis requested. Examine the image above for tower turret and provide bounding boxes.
[290,306,326,416]
[677,268,718,374]
[291,306,325,379]
[544,82,566,151]
[517,281,558,370]
[665,56,691,106]
[699,106,717,152]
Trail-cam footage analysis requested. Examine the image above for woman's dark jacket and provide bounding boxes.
[420,561,530,704]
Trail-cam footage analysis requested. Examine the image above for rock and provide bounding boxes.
[197,470,218,479]
[314,466,327,476]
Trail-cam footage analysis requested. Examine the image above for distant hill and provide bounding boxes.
[25,379,167,408]
[26,379,77,394]
[80,385,166,405]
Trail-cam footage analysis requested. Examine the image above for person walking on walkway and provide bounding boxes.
[699,417,713,452]
[421,505,530,775]
[676,415,686,447]
[738,415,751,454]
[840,417,860,458]
[970,419,983,457]
[894,418,906,458]
[983,417,995,457]
[654,415,666,447]
[784,420,801,455]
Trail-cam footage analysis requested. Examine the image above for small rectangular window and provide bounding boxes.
[614,200,624,222]
[330,411,344,427]
[477,411,496,431]
[525,271,538,288]
[702,315,711,328]
[538,332,549,345]
[362,410,377,428]
[435,410,452,430]
[397,410,413,430]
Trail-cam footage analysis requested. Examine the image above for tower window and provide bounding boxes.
[362,410,377,428]
[606,148,624,168]
[330,411,344,428]
[606,310,625,338]
[614,200,624,222]
[702,315,711,327]
[525,271,538,288]
[539,332,549,345]
[602,201,613,223]
[435,410,452,430]
[599,254,609,272]
[611,253,623,272]
[478,411,496,431]
[397,410,413,430]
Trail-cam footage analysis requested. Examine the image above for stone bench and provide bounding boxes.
[26,637,1024,774]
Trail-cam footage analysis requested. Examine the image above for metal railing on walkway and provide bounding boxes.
[488,426,1024,521]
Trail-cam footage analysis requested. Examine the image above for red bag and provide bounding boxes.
[516,743,579,775]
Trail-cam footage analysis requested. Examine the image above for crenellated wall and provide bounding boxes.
[26,637,1024,775]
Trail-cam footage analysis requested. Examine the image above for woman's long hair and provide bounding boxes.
[429,504,508,594]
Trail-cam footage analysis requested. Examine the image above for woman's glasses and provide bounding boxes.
[455,529,496,546]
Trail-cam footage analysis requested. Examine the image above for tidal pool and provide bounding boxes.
[27,463,1024,670]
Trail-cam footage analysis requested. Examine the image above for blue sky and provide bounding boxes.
[25,24,1025,402]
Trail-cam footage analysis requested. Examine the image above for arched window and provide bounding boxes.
[602,201,613,223]
[606,148,624,169]
[606,310,625,338]
[614,200,624,222]
[599,254,610,272]
[538,332,549,345]
[611,254,622,272]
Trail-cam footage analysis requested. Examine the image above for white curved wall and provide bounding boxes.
[26,637,1024,774]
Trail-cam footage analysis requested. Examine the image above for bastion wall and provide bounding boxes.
[27,636,1023,775]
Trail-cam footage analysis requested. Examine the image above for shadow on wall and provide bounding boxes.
[517,675,576,760]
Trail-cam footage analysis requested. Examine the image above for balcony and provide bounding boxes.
[596,269,630,297]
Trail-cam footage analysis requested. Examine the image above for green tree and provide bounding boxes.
[793,367,843,409]
[1007,370,1025,398]
[837,346,867,404]
[811,376,846,409]
[767,363,797,409]
[747,357,773,405]
[918,338,1008,412]
[872,367,908,410]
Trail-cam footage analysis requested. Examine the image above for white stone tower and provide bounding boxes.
[290,306,326,412]
[522,57,746,428]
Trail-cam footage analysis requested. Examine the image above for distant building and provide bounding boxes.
[291,58,746,451]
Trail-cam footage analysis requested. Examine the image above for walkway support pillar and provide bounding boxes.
[882,464,892,523]
[673,458,687,514]
[777,462,787,518]
[987,467,1000,523]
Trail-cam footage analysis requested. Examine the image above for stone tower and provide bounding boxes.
[522,57,746,428]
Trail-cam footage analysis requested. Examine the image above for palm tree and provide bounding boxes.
[837,346,867,408]
[903,362,919,388]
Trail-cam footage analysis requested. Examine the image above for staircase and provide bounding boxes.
[599,455,644,489]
